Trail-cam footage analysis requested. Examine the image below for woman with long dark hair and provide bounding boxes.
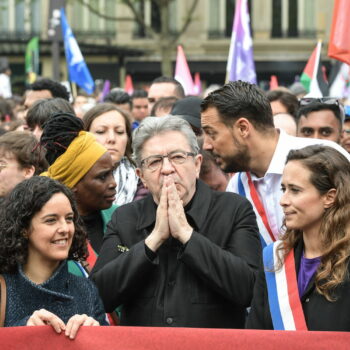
[247,145,350,331]
[0,176,107,337]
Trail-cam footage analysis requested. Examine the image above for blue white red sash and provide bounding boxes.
[237,172,276,247]
[263,241,307,330]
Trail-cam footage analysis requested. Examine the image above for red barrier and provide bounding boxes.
[0,326,349,350]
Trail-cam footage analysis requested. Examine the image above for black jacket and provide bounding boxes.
[247,240,350,331]
[91,180,261,328]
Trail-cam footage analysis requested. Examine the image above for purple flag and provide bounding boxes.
[226,0,256,84]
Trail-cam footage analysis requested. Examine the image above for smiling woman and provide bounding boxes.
[40,113,117,262]
[0,176,108,337]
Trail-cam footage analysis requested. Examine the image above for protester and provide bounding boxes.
[104,89,132,113]
[131,89,148,129]
[147,76,185,113]
[296,97,344,143]
[91,115,261,328]
[24,78,70,111]
[201,81,350,247]
[247,145,350,331]
[0,131,47,199]
[40,113,117,263]
[83,103,141,206]
[0,58,12,98]
[0,176,108,336]
[199,148,230,191]
[266,90,299,118]
[26,98,75,140]
[340,106,350,153]
[150,96,178,117]
[170,96,203,136]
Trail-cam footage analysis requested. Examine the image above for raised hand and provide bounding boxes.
[167,177,193,244]
[145,180,170,252]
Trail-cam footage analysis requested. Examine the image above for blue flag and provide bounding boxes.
[60,8,94,94]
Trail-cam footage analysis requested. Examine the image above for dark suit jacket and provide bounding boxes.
[91,180,261,328]
[247,239,350,331]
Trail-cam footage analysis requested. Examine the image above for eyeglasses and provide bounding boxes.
[141,150,196,171]
[299,97,340,107]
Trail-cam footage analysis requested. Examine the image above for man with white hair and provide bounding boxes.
[92,115,261,328]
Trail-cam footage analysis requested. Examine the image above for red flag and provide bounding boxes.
[328,0,350,65]
[193,72,202,96]
[124,74,134,95]
[269,75,279,90]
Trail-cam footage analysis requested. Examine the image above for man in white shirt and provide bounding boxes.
[201,81,350,246]
[0,58,12,98]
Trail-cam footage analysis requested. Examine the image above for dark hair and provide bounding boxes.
[132,89,148,100]
[0,131,48,174]
[277,145,350,301]
[83,103,133,163]
[28,78,70,101]
[266,90,299,118]
[0,97,14,122]
[0,176,87,273]
[104,90,131,107]
[201,81,274,131]
[297,103,343,131]
[151,76,185,99]
[26,98,75,129]
[40,113,84,165]
[150,96,178,116]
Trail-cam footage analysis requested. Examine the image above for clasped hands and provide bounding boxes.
[146,176,193,252]
[26,309,99,339]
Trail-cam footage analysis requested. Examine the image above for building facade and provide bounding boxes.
[0,0,335,92]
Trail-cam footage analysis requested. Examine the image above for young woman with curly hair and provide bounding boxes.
[247,145,350,331]
[0,176,108,337]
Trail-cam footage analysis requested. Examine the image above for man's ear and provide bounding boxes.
[136,168,148,189]
[23,165,35,179]
[324,188,337,209]
[234,118,250,138]
[194,154,202,178]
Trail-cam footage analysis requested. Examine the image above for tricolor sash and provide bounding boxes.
[238,172,276,247]
[263,241,307,330]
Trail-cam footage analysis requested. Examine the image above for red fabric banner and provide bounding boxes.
[1,326,350,350]
[328,0,350,65]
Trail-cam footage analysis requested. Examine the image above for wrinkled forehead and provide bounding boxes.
[141,131,191,156]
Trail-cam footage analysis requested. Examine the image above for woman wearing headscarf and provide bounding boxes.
[40,113,117,273]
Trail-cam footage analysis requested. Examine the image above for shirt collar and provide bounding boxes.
[136,179,212,231]
[265,129,294,175]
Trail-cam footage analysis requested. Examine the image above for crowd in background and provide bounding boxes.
[1,74,350,336]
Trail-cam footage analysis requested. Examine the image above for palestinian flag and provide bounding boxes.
[300,41,329,97]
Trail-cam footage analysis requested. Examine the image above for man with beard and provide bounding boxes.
[91,115,261,328]
[201,81,350,247]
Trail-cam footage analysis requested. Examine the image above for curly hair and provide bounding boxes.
[28,78,70,101]
[0,176,87,274]
[276,145,350,301]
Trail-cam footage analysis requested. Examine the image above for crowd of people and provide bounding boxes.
[1,75,350,337]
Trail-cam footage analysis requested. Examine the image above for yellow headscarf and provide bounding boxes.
[41,131,107,188]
